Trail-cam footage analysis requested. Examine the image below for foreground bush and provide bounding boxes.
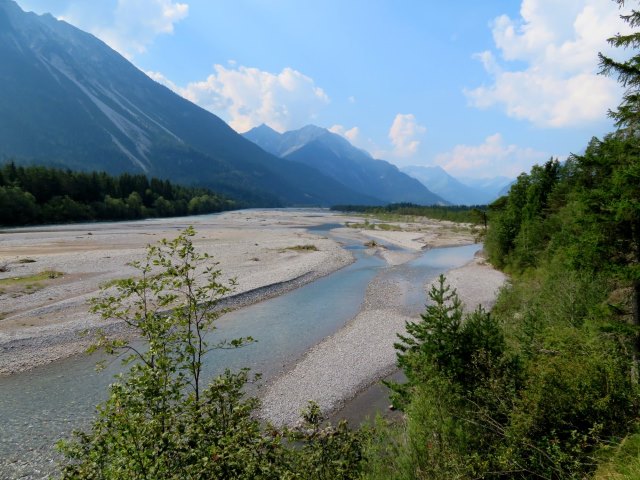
[57,227,363,479]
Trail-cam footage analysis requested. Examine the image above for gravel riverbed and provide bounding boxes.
[0,210,356,375]
[258,252,507,426]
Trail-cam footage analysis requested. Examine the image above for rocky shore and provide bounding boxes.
[0,209,504,414]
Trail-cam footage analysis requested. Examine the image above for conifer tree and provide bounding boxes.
[598,0,640,328]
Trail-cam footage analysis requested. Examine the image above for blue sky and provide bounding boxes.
[16,0,631,179]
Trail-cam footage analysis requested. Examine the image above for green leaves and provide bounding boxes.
[59,227,365,479]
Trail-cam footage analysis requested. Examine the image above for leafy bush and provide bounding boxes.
[57,227,364,479]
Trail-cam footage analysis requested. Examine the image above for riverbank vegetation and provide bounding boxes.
[0,163,237,226]
[332,203,487,225]
[0,269,64,296]
[361,3,640,477]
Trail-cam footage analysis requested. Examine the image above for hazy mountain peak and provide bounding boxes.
[0,0,30,28]
[402,165,512,205]
[297,124,328,136]
[2,0,62,34]
[243,124,284,156]
[244,125,446,205]
[252,123,280,134]
[280,124,329,155]
[0,0,20,13]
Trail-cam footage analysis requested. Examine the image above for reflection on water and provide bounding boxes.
[396,243,481,313]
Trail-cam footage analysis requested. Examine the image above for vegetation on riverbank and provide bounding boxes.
[360,3,640,476]
[57,227,364,479]
[0,269,64,296]
[361,161,640,475]
[0,163,237,226]
[332,203,487,225]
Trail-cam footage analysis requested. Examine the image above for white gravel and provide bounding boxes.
[443,253,507,312]
[0,210,357,375]
[0,210,505,424]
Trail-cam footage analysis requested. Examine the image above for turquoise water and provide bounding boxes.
[0,231,480,477]
[0,243,383,475]
[391,243,481,314]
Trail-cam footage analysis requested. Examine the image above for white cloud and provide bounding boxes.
[146,70,180,91]
[150,64,329,133]
[435,133,548,178]
[98,0,188,57]
[466,0,630,127]
[17,0,188,59]
[388,113,426,158]
[329,124,361,143]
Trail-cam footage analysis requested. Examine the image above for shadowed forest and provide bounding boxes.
[0,163,237,226]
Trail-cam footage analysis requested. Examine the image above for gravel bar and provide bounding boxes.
[258,252,507,426]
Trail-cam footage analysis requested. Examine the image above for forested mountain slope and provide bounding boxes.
[0,0,378,207]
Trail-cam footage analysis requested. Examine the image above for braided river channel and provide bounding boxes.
[0,223,480,479]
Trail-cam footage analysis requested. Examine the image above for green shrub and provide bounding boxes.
[57,227,364,479]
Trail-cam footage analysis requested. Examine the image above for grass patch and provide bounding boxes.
[376,223,402,231]
[0,270,64,287]
[346,218,405,232]
[18,258,36,264]
[284,245,319,252]
[0,270,63,297]
[100,275,157,289]
[365,212,413,223]
[594,431,640,479]
[346,221,375,230]
[100,278,126,289]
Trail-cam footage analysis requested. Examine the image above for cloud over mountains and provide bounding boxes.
[435,133,548,178]
[19,0,188,58]
[466,0,629,128]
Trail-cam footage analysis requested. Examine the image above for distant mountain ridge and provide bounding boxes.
[0,0,380,207]
[244,124,446,205]
[401,165,491,205]
[402,165,513,205]
[459,175,514,195]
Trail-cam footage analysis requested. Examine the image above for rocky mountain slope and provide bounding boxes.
[244,124,446,205]
[0,0,379,206]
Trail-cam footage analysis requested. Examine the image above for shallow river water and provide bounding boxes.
[0,224,479,478]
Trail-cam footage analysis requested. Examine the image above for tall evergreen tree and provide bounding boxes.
[598,0,640,328]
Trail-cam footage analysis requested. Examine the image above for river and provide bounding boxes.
[0,224,479,478]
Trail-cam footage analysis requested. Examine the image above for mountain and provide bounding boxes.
[244,124,446,205]
[0,0,379,207]
[496,180,516,198]
[401,165,498,205]
[458,176,514,200]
